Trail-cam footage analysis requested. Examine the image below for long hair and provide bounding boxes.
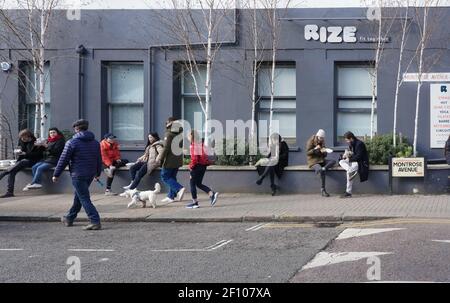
[146,132,160,148]
[18,129,35,140]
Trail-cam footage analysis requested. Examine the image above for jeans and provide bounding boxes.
[339,159,359,194]
[257,165,276,189]
[31,162,54,185]
[1,159,34,193]
[311,159,336,189]
[104,160,127,190]
[190,165,211,200]
[129,161,148,190]
[161,168,183,199]
[66,176,100,224]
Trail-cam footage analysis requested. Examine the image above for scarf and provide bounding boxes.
[47,134,63,143]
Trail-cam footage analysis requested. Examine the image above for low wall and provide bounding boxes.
[0,164,449,195]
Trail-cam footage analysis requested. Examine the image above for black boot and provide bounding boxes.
[256,178,263,185]
[0,192,14,198]
[271,185,278,196]
[321,188,330,197]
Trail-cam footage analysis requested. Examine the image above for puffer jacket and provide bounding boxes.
[161,121,184,169]
[306,135,328,168]
[100,139,121,167]
[139,140,164,174]
[54,131,102,178]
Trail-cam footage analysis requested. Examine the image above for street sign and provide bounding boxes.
[391,158,425,177]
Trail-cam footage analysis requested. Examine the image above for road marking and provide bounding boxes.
[263,223,315,229]
[431,240,450,244]
[365,281,436,283]
[68,249,115,252]
[99,258,110,262]
[301,252,392,270]
[336,228,405,240]
[151,239,233,252]
[245,223,267,231]
[341,218,450,228]
[0,249,24,251]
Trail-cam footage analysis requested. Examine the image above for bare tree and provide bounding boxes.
[0,0,59,138]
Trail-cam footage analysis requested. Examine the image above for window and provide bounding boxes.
[336,65,376,142]
[106,63,144,141]
[19,62,51,135]
[257,64,296,145]
[181,65,207,134]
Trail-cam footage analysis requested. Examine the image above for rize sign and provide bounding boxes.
[391,158,425,177]
[304,24,357,43]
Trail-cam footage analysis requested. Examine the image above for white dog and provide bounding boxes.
[125,183,161,209]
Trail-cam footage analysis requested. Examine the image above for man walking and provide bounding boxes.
[160,117,185,203]
[339,131,369,198]
[53,119,102,230]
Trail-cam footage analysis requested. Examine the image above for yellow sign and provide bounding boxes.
[392,158,425,177]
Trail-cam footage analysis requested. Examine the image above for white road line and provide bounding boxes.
[245,223,266,231]
[68,249,115,252]
[365,281,436,283]
[431,240,450,244]
[0,249,24,251]
[151,239,233,252]
[336,228,406,240]
[301,252,393,270]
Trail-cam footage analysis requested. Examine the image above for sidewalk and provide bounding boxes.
[0,192,449,223]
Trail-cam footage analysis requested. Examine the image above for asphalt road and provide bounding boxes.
[0,220,448,283]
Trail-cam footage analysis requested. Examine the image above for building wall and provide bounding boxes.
[0,8,449,165]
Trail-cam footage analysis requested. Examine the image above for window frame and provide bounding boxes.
[256,62,297,146]
[105,61,145,145]
[335,62,376,145]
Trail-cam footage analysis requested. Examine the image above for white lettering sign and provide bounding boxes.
[430,84,450,148]
[403,73,450,82]
[392,158,425,177]
[304,25,357,43]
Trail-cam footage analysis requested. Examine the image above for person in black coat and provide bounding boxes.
[23,127,66,190]
[445,135,450,165]
[255,133,289,196]
[338,131,369,198]
[0,129,44,198]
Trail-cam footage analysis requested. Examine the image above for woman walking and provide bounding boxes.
[124,132,164,190]
[23,127,66,190]
[306,129,336,197]
[185,130,218,209]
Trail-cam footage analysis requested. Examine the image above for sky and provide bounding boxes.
[1,0,450,9]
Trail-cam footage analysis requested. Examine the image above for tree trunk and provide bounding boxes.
[39,11,47,138]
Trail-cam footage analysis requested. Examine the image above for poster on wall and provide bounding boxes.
[430,83,450,148]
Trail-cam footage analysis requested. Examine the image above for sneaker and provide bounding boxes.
[123,182,133,190]
[104,168,113,178]
[349,170,358,181]
[105,190,118,196]
[0,192,14,198]
[83,223,102,231]
[176,187,186,202]
[161,197,175,203]
[340,192,352,198]
[27,183,42,189]
[61,216,73,227]
[22,184,31,191]
[186,201,199,209]
[210,192,219,206]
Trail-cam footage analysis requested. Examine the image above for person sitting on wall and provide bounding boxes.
[445,135,450,165]
[338,131,370,198]
[23,127,66,191]
[255,133,289,196]
[100,133,128,196]
[306,129,336,197]
[123,132,164,191]
[0,129,44,198]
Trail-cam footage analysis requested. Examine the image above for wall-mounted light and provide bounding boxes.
[1,62,13,72]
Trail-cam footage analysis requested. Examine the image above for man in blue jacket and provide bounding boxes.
[53,119,102,230]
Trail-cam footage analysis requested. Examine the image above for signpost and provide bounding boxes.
[389,157,427,194]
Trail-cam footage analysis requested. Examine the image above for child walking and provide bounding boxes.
[186,130,219,209]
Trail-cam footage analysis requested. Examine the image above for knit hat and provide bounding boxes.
[316,129,326,138]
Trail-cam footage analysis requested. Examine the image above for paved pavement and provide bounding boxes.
[0,191,449,223]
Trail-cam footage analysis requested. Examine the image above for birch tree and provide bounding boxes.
[0,0,59,138]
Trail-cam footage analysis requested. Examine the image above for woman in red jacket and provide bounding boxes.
[186,130,219,209]
[100,133,128,195]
